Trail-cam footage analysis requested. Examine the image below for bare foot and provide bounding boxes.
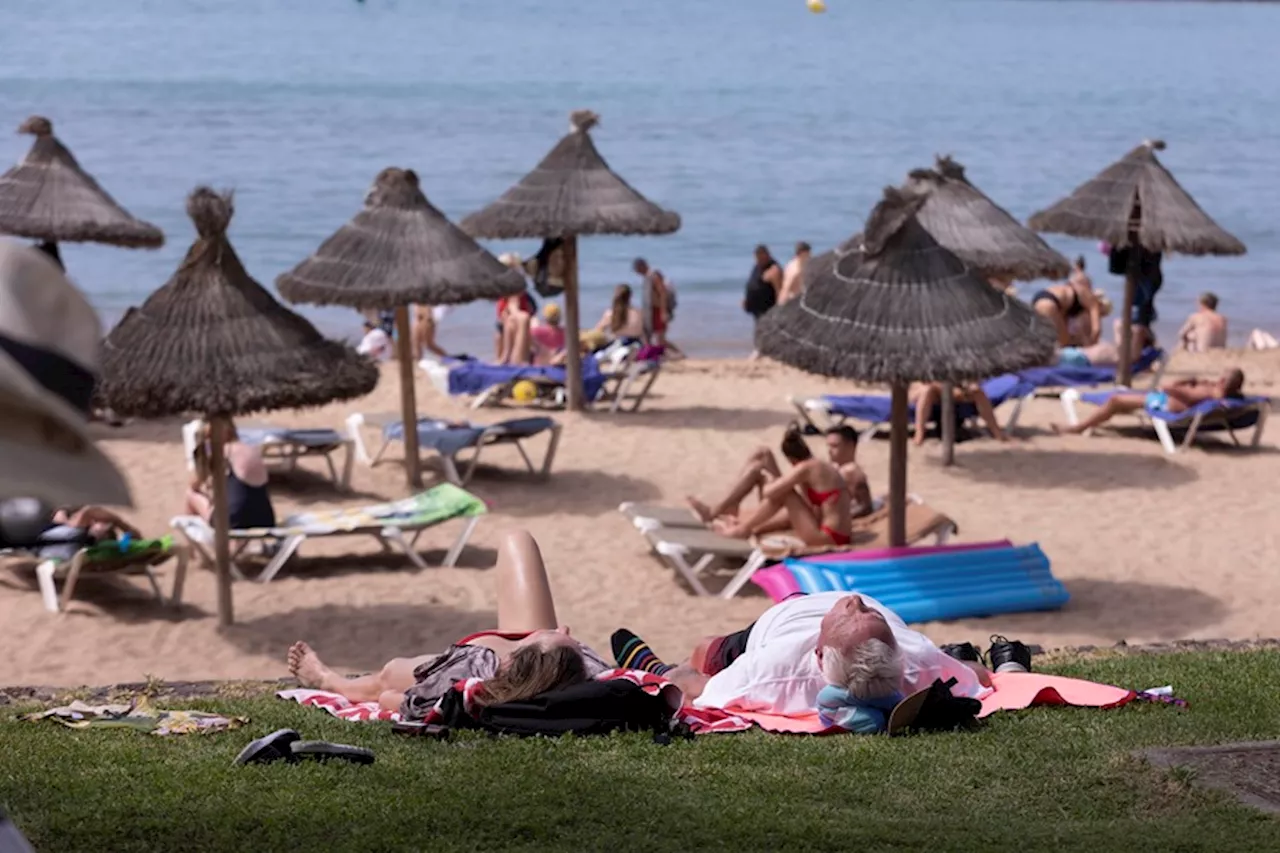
[686,496,713,523]
[1050,424,1080,436]
[288,641,339,691]
[912,433,926,446]
[711,518,749,539]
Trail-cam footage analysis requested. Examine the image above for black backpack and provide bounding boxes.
[435,678,678,738]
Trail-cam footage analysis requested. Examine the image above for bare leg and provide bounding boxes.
[494,329,504,361]
[714,489,824,543]
[966,387,1008,441]
[913,384,940,445]
[508,312,533,365]
[185,489,212,520]
[687,447,780,522]
[287,641,434,709]
[1054,394,1146,435]
[495,529,558,632]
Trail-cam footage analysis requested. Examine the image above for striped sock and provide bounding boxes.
[610,629,674,675]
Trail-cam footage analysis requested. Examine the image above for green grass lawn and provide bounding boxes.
[2,650,1278,853]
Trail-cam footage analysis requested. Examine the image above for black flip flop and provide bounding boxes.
[290,740,376,765]
[233,728,301,766]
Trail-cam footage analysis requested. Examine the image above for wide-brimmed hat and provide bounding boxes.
[0,240,131,507]
[886,677,982,736]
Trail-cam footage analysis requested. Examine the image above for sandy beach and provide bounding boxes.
[2,349,1277,688]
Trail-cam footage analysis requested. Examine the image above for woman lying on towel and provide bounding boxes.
[288,530,611,716]
[1054,368,1245,436]
[685,425,854,546]
[907,382,1008,445]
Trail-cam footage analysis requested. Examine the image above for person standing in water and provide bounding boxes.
[743,244,782,358]
[778,241,811,304]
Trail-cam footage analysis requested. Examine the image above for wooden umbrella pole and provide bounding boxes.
[1117,232,1140,388]
[561,235,584,412]
[888,382,909,547]
[209,415,234,626]
[939,381,956,467]
[394,306,422,489]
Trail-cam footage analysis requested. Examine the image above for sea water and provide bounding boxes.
[1,0,1277,356]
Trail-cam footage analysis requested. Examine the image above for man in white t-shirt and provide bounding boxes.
[356,320,392,362]
[616,592,990,717]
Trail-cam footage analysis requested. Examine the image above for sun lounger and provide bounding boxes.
[169,483,486,583]
[619,494,892,531]
[1015,347,1166,395]
[789,374,1034,438]
[420,357,609,410]
[2,536,188,613]
[633,499,957,599]
[1061,388,1271,454]
[344,413,561,485]
[182,419,354,490]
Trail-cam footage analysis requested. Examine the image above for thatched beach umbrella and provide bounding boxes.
[758,187,1055,546]
[0,116,163,253]
[277,167,526,488]
[904,157,1071,464]
[1029,139,1245,385]
[99,188,378,625]
[461,110,680,411]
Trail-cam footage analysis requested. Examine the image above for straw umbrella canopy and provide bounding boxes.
[461,110,680,410]
[1029,139,1246,384]
[0,116,164,256]
[277,166,527,487]
[757,187,1056,545]
[906,156,1070,283]
[99,187,378,625]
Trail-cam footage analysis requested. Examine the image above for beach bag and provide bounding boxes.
[435,678,676,738]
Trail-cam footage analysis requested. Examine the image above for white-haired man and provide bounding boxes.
[612,593,991,717]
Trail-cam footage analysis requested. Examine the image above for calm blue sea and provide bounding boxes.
[2,0,1277,356]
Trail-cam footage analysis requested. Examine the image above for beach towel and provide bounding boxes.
[22,697,246,735]
[447,358,607,400]
[384,417,555,456]
[261,484,485,536]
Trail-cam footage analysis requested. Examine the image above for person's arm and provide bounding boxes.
[761,461,811,502]
[842,465,873,514]
[963,660,993,687]
[1176,315,1195,350]
[765,265,783,296]
[1085,293,1102,345]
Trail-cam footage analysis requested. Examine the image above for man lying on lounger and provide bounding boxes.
[686,425,871,546]
[612,592,992,727]
[1054,368,1246,436]
[0,499,141,558]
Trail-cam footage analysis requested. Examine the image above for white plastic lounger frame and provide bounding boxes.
[182,419,354,491]
[3,546,189,614]
[169,513,480,584]
[624,495,954,599]
[1060,389,1271,455]
[344,413,562,485]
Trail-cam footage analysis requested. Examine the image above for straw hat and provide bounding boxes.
[0,240,131,507]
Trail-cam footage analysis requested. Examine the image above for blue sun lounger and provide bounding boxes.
[790,374,1035,439]
[1061,388,1271,455]
[419,357,609,410]
[182,419,354,490]
[345,413,562,484]
[1015,347,1166,392]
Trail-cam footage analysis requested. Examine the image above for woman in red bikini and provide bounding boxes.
[287,530,610,715]
[693,425,853,547]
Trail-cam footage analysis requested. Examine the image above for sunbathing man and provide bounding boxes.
[1057,325,1153,368]
[611,592,991,723]
[907,382,1008,445]
[686,426,853,546]
[1054,368,1246,436]
[288,529,610,716]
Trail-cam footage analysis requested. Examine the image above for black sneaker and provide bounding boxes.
[987,635,1032,673]
[940,642,982,663]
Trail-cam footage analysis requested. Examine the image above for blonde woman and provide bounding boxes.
[184,419,276,530]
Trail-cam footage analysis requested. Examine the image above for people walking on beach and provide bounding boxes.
[412,305,448,361]
[778,241,811,304]
[1177,292,1228,352]
[743,244,782,358]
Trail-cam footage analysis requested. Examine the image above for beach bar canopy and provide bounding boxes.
[1029,139,1246,385]
[0,116,163,255]
[757,187,1056,545]
[277,167,526,488]
[99,188,378,625]
[461,110,680,411]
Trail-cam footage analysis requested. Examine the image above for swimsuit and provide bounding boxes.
[1145,391,1171,413]
[1033,287,1084,318]
[227,470,276,530]
[804,486,851,546]
[821,525,852,546]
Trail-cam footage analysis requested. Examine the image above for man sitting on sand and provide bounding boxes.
[1177,292,1228,352]
[686,426,861,546]
[1055,368,1246,435]
[611,592,991,720]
